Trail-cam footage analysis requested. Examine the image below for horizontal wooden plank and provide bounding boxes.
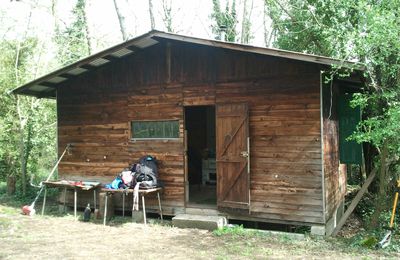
[251,188,322,199]
[248,210,324,224]
[250,204,323,218]
[252,157,322,166]
[251,151,321,159]
[251,168,322,177]
[251,177,322,189]
[251,193,323,206]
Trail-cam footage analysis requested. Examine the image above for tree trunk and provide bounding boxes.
[148,0,155,30]
[112,0,128,40]
[7,176,16,195]
[82,0,93,54]
[12,3,34,196]
[263,0,272,47]
[162,0,173,32]
[241,0,253,44]
[241,0,248,44]
[370,140,388,229]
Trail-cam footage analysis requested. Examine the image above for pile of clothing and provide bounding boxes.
[105,155,159,211]
[105,155,158,190]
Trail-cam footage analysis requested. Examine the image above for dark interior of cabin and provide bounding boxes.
[184,106,216,206]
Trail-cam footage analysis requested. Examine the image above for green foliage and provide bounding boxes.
[210,0,238,42]
[267,0,400,228]
[54,0,90,65]
[359,236,377,248]
[267,0,400,153]
[0,38,57,193]
[213,224,247,236]
[266,0,359,57]
[213,224,266,238]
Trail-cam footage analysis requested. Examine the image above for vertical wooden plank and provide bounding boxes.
[166,42,171,84]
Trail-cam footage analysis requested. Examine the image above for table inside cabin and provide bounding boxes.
[41,181,100,219]
[100,187,163,225]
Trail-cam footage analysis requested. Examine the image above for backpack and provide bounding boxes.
[132,155,158,188]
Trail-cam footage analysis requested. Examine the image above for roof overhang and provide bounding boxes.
[11,30,365,98]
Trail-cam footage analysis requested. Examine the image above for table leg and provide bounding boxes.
[74,188,77,220]
[41,186,47,215]
[93,189,96,210]
[122,193,125,217]
[103,193,108,226]
[157,192,163,220]
[63,187,67,213]
[142,195,147,225]
[132,193,135,221]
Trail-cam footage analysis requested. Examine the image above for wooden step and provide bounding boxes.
[185,207,220,216]
[172,214,227,231]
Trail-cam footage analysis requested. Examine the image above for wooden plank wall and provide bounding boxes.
[213,50,324,224]
[58,44,185,213]
[322,80,347,221]
[57,41,325,223]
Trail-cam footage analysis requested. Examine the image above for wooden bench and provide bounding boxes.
[42,181,100,219]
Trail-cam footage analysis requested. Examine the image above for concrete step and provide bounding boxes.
[185,207,220,216]
[172,214,227,231]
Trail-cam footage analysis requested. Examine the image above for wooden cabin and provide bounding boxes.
[13,31,364,235]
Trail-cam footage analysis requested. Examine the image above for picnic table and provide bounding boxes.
[42,180,100,219]
[100,187,163,225]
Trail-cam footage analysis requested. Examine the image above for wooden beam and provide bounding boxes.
[126,45,141,52]
[81,64,95,70]
[40,82,58,88]
[332,168,377,236]
[103,55,120,62]
[59,73,76,79]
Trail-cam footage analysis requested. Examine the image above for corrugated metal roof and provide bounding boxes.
[11,30,364,98]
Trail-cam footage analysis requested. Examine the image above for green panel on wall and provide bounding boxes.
[338,93,362,164]
[132,120,179,139]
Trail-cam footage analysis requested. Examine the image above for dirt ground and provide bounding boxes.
[0,204,398,260]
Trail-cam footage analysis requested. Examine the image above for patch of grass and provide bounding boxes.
[0,205,20,215]
[278,233,295,244]
[0,216,12,228]
[213,224,248,237]
[341,228,400,253]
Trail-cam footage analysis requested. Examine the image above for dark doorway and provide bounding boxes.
[184,106,216,207]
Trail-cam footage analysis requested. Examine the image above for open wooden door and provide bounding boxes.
[216,103,250,210]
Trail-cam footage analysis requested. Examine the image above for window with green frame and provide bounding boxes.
[131,120,179,139]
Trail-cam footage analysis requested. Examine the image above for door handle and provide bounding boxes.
[240,151,249,158]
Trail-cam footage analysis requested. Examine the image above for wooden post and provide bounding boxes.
[332,169,377,236]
